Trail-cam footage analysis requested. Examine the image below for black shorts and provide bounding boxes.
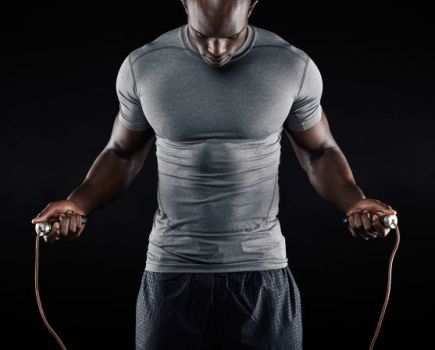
[135,266,303,350]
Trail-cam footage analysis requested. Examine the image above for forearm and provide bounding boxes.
[66,148,143,215]
[304,146,366,213]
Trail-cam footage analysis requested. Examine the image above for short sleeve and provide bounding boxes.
[116,55,151,131]
[285,57,323,132]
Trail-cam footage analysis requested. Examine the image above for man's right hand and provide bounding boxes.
[31,200,87,243]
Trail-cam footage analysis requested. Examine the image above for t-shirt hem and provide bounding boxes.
[144,259,288,273]
[288,105,323,132]
[117,112,149,131]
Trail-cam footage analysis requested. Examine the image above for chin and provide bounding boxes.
[203,55,231,67]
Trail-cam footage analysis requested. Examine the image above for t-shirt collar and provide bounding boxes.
[180,23,256,63]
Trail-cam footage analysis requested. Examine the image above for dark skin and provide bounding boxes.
[31,0,397,243]
[284,110,397,239]
[180,0,258,67]
[31,115,156,243]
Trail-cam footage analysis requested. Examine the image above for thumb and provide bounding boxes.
[375,201,397,215]
[346,199,397,216]
[31,206,61,224]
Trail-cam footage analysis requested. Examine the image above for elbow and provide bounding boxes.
[306,145,340,167]
[104,146,134,163]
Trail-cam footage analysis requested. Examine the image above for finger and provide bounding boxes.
[348,210,361,228]
[31,203,59,224]
[372,214,385,236]
[374,200,397,215]
[76,214,83,231]
[76,219,86,239]
[352,211,365,236]
[361,210,372,231]
[66,215,79,241]
[67,215,84,240]
[32,205,51,224]
[63,212,78,241]
[75,214,82,233]
[45,222,60,244]
[73,216,85,239]
[68,211,77,235]
[59,214,70,237]
[361,210,378,239]
[375,211,387,224]
[347,213,357,237]
[347,224,357,237]
[350,211,368,239]
[376,211,398,221]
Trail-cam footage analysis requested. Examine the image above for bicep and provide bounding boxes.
[105,111,156,160]
[284,110,338,168]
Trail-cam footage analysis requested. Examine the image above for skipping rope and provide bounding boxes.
[34,217,87,350]
[34,214,399,350]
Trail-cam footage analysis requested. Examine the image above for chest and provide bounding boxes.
[135,53,300,140]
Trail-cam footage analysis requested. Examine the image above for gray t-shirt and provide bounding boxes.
[116,23,323,272]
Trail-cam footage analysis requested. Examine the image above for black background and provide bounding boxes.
[2,1,434,349]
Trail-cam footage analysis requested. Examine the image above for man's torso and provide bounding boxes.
[117,24,322,272]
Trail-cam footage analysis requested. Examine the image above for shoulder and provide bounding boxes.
[125,25,185,66]
[252,25,313,66]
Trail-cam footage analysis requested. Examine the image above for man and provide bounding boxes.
[31,0,397,349]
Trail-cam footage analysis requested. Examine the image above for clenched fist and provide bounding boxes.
[345,198,397,240]
[31,199,87,243]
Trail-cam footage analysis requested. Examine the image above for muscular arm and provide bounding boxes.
[283,110,365,213]
[66,112,156,216]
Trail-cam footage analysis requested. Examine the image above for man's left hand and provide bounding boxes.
[345,198,397,240]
